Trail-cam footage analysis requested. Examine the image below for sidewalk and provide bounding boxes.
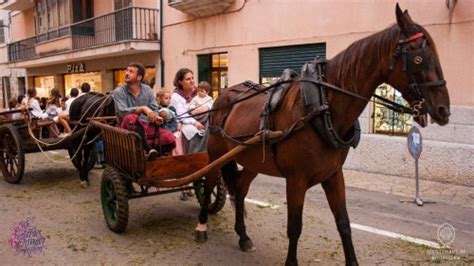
[344,169,474,208]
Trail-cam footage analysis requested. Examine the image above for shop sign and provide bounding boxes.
[66,63,85,73]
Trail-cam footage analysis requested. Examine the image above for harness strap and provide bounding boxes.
[417,80,446,88]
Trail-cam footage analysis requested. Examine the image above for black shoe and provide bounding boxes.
[147,149,159,161]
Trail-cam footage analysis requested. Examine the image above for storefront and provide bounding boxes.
[113,67,156,90]
[64,72,101,96]
[26,52,159,98]
[33,75,55,98]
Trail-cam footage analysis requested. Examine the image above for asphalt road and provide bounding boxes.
[0,151,472,265]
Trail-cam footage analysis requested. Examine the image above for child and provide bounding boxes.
[156,89,178,133]
[188,81,213,136]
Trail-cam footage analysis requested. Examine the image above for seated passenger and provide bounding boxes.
[56,88,79,137]
[7,97,23,120]
[112,62,175,160]
[156,88,178,133]
[26,87,60,138]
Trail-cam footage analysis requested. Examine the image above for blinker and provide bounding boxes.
[406,47,431,73]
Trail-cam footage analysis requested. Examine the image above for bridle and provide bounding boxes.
[389,31,447,117]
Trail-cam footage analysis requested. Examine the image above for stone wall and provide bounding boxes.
[344,105,474,186]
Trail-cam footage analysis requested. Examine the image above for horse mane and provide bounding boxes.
[328,25,401,92]
[328,22,436,94]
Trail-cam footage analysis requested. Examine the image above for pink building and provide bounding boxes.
[1,0,160,100]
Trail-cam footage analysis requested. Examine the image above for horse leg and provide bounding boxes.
[79,144,91,188]
[230,167,257,252]
[321,170,358,266]
[195,169,220,242]
[285,178,308,266]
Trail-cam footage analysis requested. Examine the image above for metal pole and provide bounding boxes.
[159,0,164,88]
[414,158,424,206]
[415,159,419,198]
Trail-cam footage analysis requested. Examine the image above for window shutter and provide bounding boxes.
[259,43,326,81]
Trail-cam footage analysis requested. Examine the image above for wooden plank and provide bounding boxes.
[143,131,284,188]
[143,152,209,181]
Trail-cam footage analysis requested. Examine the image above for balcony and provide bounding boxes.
[7,7,159,63]
[0,0,35,11]
[168,0,234,17]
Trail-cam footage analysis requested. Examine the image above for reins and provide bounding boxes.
[26,93,113,163]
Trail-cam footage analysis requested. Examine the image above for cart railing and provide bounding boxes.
[91,120,145,180]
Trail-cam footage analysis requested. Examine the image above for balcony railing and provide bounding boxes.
[7,7,159,63]
[8,36,36,62]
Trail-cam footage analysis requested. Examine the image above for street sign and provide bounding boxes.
[407,126,422,159]
[400,125,434,206]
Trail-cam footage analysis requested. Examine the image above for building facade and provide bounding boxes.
[1,0,161,100]
[0,7,27,109]
[1,0,472,185]
[162,0,473,185]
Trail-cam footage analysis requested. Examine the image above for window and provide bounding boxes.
[1,77,10,109]
[259,43,326,84]
[72,0,93,23]
[198,53,228,99]
[114,0,132,9]
[372,84,413,136]
[114,67,156,90]
[64,72,101,95]
[36,0,71,35]
[0,20,5,44]
[34,76,56,98]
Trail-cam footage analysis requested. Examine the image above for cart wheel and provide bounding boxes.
[0,124,25,184]
[101,166,129,233]
[195,174,227,214]
[68,143,97,172]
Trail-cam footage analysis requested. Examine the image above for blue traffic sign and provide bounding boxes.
[407,126,423,159]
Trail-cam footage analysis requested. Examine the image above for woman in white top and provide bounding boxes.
[26,87,48,119]
[26,87,60,138]
[170,68,208,154]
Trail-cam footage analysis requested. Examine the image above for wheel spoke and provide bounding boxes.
[106,196,116,204]
[11,164,16,176]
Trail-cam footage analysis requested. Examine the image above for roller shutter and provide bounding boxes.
[259,43,326,82]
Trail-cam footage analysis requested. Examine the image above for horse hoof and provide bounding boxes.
[80,180,90,188]
[194,230,208,242]
[239,239,256,252]
[285,259,298,266]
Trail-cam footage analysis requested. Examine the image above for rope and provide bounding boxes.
[176,77,412,123]
[26,94,112,164]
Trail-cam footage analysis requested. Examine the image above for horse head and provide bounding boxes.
[387,4,450,127]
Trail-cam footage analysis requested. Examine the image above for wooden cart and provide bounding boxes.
[0,109,97,184]
[91,120,227,233]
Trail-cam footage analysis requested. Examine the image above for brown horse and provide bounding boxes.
[196,5,450,266]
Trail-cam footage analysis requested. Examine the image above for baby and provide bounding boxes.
[189,81,213,135]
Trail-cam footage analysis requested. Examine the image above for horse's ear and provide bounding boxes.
[403,10,415,25]
[396,3,410,34]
